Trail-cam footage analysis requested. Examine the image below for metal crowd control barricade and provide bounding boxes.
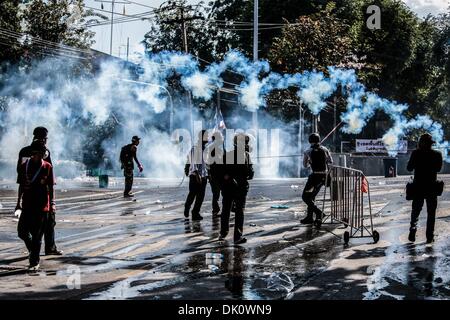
[321,165,379,245]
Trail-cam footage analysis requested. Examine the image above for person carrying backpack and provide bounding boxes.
[120,136,143,198]
[301,133,333,225]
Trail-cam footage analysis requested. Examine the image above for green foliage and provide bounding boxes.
[0,1,22,63]
[269,9,353,74]
[143,0,216,62]
[22,0,95,49]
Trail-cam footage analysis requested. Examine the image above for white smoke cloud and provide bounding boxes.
[0,48,448,182]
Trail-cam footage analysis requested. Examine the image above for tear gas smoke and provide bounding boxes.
[0,48,448,181]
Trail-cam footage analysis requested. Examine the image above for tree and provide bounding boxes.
[0,0,22,63]
[22,0,96,50]
[266,6,354,124]
[269,6,354,74]
[207,0,325,59]
[143,0,216,62]
[420,13,450,138]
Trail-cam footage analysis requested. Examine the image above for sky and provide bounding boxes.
[85,0,449,57]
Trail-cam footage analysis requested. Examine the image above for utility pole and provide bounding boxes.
[110,0,115,55]
[95,0,129,56]
[252,0,259,133]
[158,1,204,138]
[333,97,337,152]
[298,102,304,178]
[312,115,318,133]
[126,37,129,62]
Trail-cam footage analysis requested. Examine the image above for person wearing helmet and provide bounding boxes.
[120,136,143,198]
[301,133,333,225]
[16,127,62,256]
[16,142,56,270]
[218,132,254,244]
[407,133,443,243]
[184,130,209,221]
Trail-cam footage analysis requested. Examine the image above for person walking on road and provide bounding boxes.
[120,136,143,198]
[218,133,254,245]
[17,127,62,256]
[16,143,56,270]
[407,133,443,243]
[301,133,333,226]
[206,131,224,217]
[184,130,208,221]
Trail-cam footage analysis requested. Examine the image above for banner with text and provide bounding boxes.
[355,139,408,154]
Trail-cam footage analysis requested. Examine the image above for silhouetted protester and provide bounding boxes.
[120,136,143,198]
[184,130,208,221]
[16,127,62,256]
[218,133,254,244]
[206,131,225,216]
[407,133,443,243]
[16,143,56,271]
[301,133,333,225]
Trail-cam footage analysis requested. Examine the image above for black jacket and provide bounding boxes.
[407,149,442,187]
[217,149,254,192]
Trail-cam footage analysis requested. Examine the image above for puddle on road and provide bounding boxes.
[364,242,450,300]
[78,224,343,300]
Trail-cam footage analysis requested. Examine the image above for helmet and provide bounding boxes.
[309,133,320,144]
[33,127,48,139]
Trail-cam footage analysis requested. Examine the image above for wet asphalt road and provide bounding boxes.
[0,176,449,300]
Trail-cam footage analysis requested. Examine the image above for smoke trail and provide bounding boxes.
[0,47,448,183]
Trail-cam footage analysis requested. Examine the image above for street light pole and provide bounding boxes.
[252,0,258,133]
[110,0,115,55]
[298,102,304,178]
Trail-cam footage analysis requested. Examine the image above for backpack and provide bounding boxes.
[310,145,327,172]
[120,144,132,165]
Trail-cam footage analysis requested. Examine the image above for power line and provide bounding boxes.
[85,5,157,19]
[84,6,156,27]
[124,0,158,10]
[0,28,93,56]
[0,39,91,61]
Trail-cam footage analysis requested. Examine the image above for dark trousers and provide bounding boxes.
[210,178,221,213]
[18,211,46,266]
[44,211,57,252]
[410,196,438,239]
[185,176,208,216]
[124,167,133,195]
[221,188,247,241]
[302,173,326,219]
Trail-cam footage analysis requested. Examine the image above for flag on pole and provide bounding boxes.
[213,104,226,132]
